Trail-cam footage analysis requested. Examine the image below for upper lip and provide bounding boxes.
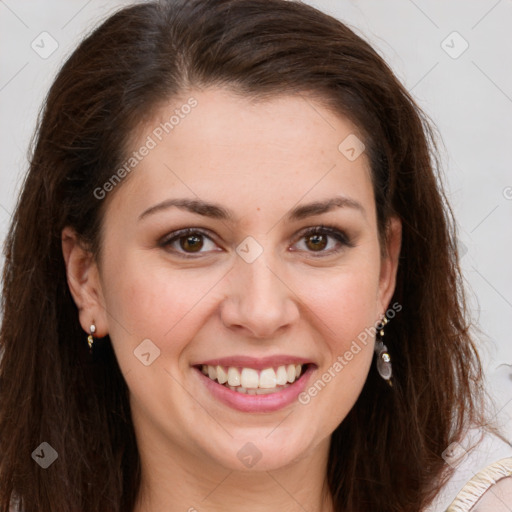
[193,355,315,370]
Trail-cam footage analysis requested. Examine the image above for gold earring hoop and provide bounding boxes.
[87,324,96,353]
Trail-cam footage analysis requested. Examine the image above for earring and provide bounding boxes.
[374,316,393,387]
[87,324,96,353]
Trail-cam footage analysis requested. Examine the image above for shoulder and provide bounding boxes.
[446,457,512,512]
[424,427,512,512]
[472,474,512,511]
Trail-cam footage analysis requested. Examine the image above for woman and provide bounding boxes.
[0,1,510,511]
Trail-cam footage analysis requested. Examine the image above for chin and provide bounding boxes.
[202,432,318,473]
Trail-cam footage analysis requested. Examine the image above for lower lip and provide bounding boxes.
[194,365,316,413]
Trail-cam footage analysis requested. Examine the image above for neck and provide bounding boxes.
[133,432,334,512]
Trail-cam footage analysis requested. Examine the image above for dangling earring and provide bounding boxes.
[374,316,393,387]
[87,324,96,353]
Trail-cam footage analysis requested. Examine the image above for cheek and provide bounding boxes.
[301,265,381,345]
[106,254,193,337]
[100,251,225,353]
[297,269,379,424]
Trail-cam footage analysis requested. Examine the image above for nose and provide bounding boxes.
[219,252,300,339]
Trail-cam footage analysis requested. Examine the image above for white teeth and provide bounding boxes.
[286,364,296,383]
[276,365,288,386]
[227,367,241,386]
[241,368,259,388]
[256,385,290,394]
[259,368,277,388]
[200,363,305,391]
[216,365,228,384]
[208,366,217,380]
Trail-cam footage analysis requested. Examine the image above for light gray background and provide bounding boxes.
[1,0,511,442]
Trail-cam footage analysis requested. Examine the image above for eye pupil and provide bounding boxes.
[181,235,203,252]
[306,234,327,251]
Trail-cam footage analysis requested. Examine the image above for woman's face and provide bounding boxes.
[65,87,400,473]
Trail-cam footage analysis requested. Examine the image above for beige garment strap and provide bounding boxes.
[446,457,512,512]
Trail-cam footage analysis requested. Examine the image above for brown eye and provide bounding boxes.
[292,226,353,257]
[161,228,220,258]
[305,233,328,252]
[180,234,204,252]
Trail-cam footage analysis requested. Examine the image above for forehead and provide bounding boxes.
[108,88,376,224]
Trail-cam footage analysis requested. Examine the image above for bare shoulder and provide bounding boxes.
[471,476,512,512]
[445,455,512,512]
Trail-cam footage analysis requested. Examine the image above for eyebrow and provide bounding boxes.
[138,196,366,222]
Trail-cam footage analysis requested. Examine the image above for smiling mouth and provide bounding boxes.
[194,363,311,395]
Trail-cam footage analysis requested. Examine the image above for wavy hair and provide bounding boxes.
[0,1,499,510]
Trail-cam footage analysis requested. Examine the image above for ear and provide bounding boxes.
[61,226,108,337]
[377,216,402,315]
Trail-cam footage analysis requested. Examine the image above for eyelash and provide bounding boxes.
[160,225,354,259]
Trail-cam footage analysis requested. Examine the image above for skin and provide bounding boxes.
[471,477,512,511]
[62,87,402,512]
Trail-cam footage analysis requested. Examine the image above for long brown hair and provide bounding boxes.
[0,1,499,511]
